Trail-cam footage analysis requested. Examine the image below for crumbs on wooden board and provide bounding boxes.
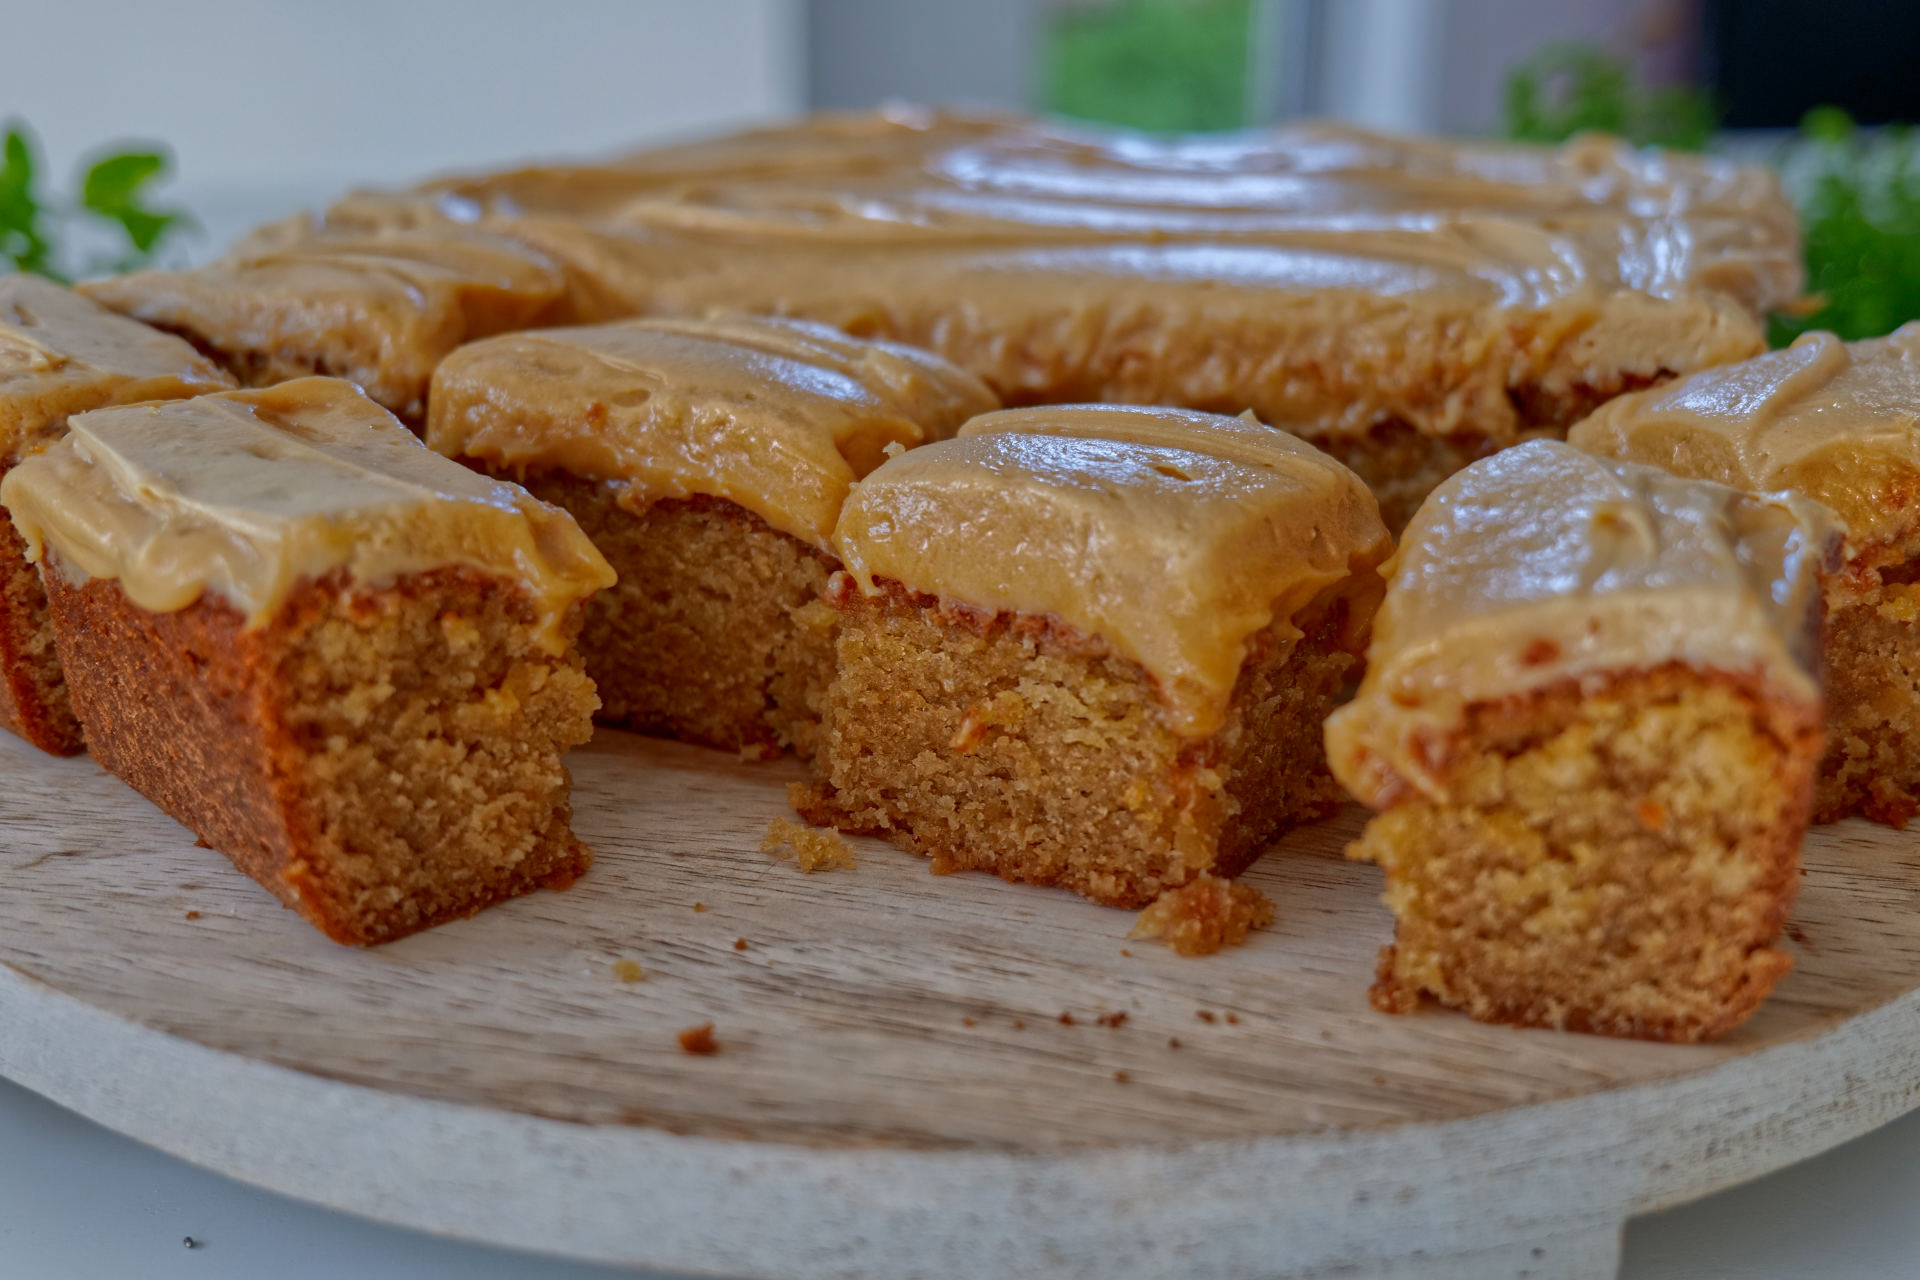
[761,817,857,873]
[1128,873,1275,956]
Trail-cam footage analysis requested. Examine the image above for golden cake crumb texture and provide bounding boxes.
[1128,873,1276,956]
[762,816,858,873]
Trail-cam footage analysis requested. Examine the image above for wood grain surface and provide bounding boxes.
[4,727,1920,1278]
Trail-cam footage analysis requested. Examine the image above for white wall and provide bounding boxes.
[6,0,804,252]
[808,0,1034,111]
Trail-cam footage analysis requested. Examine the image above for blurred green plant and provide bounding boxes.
[1504,43,1717,151]
[0,122,191,280]
[1501,46,1920,343]
[1042,0,1254,133]
[1770,108,1920,343]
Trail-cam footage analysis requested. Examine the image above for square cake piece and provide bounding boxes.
[0,275,235,755]
[427,313,997,757]
[1571,325,1920,825]
[82,224,573,424]
[0,377,615,945]
[799,405,1392,907]
[1326,441,1835,1041]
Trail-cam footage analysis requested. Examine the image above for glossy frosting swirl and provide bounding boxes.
[82,112,1802,445]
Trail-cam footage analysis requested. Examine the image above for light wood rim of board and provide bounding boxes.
[4,730,1919,1278]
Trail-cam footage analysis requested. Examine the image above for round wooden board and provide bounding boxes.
[4,729,1920,1279]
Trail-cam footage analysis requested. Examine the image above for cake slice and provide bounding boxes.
[0,275,235,755]
[800,405,1392,907]
[1571,325,1920,825]
[0,377,614,945]
[81,224,572,424]
[1326,440,1835,1041]
[426,313,997,757]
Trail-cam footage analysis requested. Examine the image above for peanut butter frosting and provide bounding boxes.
[1569,325,1920,559]
[84,111,1802,449]
[81,225,570,421]
[425,314,998,550]
[834,404,1392,737]
[0,275,233,463]
[1325,440,1835,810]
[0,377,613,650]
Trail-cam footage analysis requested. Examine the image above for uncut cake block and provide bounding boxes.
[427,313,997,757]
[1572,325,1920,826]
[0,378,615,945]
[0,275,234,754]
[800,405,1393,907]
[1325,441,1835,1042]
[87,112,1804,528]
[83,224,573,423]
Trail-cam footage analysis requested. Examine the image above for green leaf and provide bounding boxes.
[1770,114,1920,344]
[0,123,61,280]
[78,144,190,258]
[81,151,165,211]
[1502,43,1715,151]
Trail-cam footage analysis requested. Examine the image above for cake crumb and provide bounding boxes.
[1096,1011,1129,1029]
[611,959,645,983]
[1119,948,1132,957]
[693,902,707,913]
[1196,1010,1216,1024]
[1113,1070,1131,1084]
[1012,1019,1027,1030]
[678,1023,719,1055]
[1225,1012,1240,1025]
[761,816,857,872]
[1128,873,1276,956]
[184,910,201,921]
[737,741,781,763]
[1168,1036,1183,1049]
[962,1016,977,1027]
[1058,1011,1076,1026]
[733,937,749,951]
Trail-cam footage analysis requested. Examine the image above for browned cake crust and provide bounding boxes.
[0,475,81,756]
[1816,537,1920,826]
[521,476,838,757]
[797,577,1360,908]
[1351,665,1822,1043]
[42,560,598,945]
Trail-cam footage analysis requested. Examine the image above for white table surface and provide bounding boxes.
[4,1071,1920,1279]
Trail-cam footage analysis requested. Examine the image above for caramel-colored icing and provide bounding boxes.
[0,275,233,463]
[834,404,1392,737]
[85,111,1801,443]
[1325,440,1834,809]
[0,377,612,649]
[81,225,569,421]
[1570,325,1920,560]
[426,314,998,550]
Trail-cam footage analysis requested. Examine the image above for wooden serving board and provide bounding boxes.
[4,728,1920,1279]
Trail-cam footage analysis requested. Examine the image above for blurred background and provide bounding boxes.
[7,0,1920,337]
